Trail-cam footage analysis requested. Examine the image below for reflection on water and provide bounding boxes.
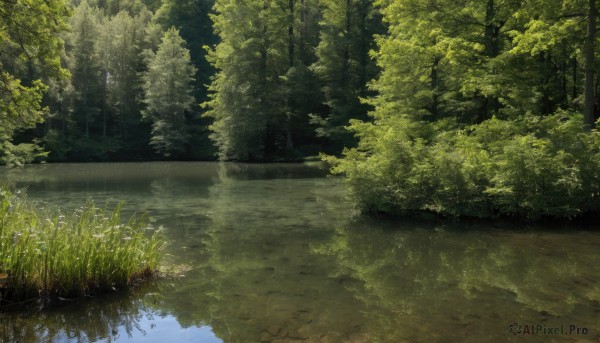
[314,223,600,342]
[0,283,220,342]
[1,162,600,342]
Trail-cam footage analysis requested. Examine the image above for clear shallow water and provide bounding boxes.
[0,162,599,342]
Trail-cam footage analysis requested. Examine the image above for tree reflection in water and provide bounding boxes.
[313,220,600,342]
[0,283,159,342]
[151,163,363,342]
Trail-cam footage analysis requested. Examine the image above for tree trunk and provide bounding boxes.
[286,124,294,151]
[573,57,578,101]
[342,0,351,87]
[299,0,307,63]
[430,56,440,120]
[84,65,89,137]
[480,0,500,121]
[102,70,107,137]
[358,0,368,97]
[286,0,295,152]
[58,86,66,134]
[288,0,295,68]
[259,0,269,157]
[484,0,500,58]
[560,46,568,106]
[259,2,268,85]
[584,0,596,129]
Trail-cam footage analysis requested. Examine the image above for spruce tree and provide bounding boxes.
[142,27,196,157]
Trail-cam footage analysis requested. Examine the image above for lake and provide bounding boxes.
[0,162,599,342]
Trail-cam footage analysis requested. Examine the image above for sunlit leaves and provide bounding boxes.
[0,0,70,164]
[332,112,600,218]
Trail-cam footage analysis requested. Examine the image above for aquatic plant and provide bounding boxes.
[0,187,165,303]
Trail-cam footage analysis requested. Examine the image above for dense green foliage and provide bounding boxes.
[204,0,383,160]
[328,113,600,218]
[2,0,600,218]
[0,187,164,302]
[327,0,600,219]
[0,0,387,163]
[44,0,160,161]
[15,0,218,163]
[204,0,322,160]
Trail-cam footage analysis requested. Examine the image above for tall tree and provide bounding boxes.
[154,0,219,159]
[102,9,153,138]
[204,0,281,160]
[206,0,326,160]
[280,0,325,154]
[584,0,597,129]
[154,0,218,102]
[363,0,452,122]
[142,27,196,157]
[67,0,102,138]
[311,0,383,150]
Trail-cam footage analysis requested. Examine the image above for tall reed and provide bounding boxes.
[0,187,165,302]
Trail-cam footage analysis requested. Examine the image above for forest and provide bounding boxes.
[1,0,600,218]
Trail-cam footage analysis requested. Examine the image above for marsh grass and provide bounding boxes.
[0,187,165,303]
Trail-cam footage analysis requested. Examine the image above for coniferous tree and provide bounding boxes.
[67,0,103,138]
[154,0,219,158]
[142,27,196,157]
[283,0,325,156]
[103,9,153,139]
[154,0,217,102]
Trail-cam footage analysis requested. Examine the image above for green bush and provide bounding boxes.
[0,141,48,167]
[326,112,600,219]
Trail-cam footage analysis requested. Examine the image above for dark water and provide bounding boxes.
[1,162,599,343]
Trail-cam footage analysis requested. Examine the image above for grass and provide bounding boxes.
[0,186,165,304]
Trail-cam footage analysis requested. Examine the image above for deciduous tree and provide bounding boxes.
[0,0,70,164]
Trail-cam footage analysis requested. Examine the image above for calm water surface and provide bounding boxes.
[0,162,599,342]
